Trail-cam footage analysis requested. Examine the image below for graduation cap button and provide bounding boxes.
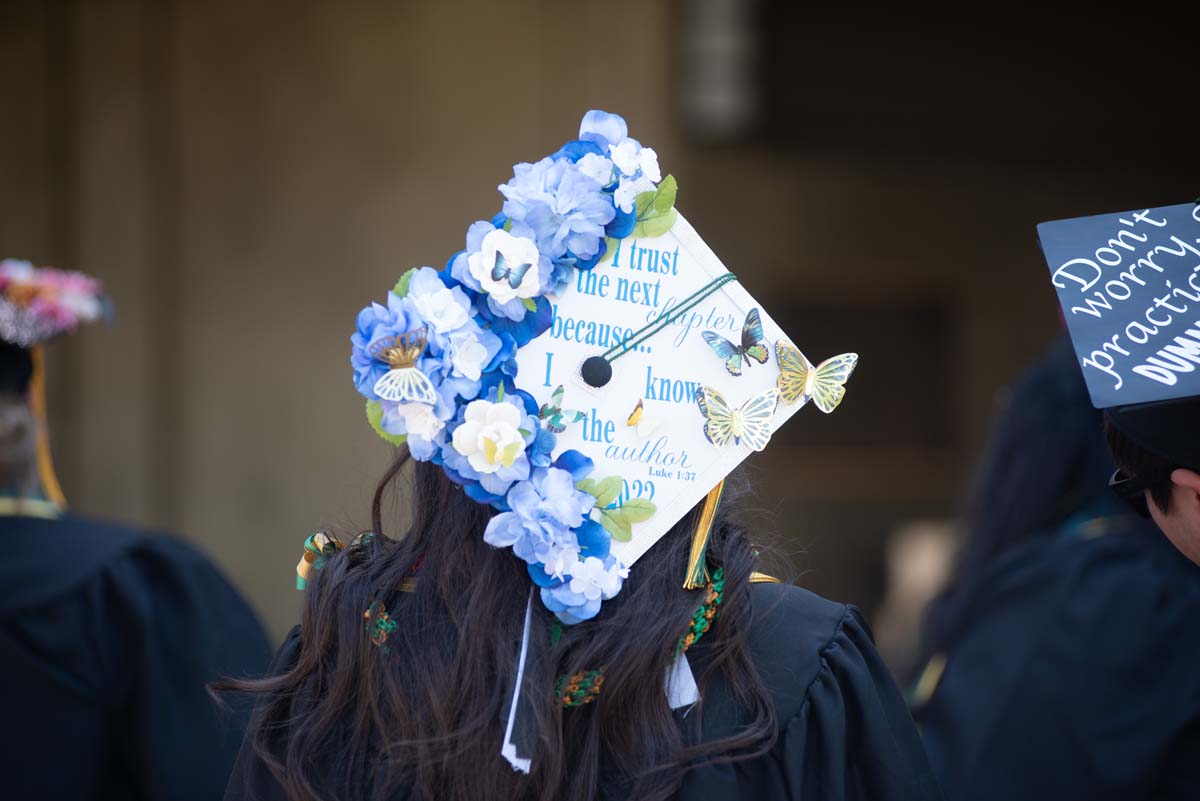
[581,355,612,388]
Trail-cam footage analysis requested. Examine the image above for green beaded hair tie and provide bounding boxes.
[364,601,398,653]
[556,567,725,708]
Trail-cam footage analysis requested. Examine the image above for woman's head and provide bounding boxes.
[230,452,774,801]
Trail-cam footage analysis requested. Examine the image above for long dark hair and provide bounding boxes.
[228,449,775,801]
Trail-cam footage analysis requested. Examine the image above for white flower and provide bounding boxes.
[394,402,443,440]
[467,229,541,304]
[544,544,581,582]
[410,285,469,333]
[568,556,625,601]
[576,153,614,186]
[637,147,661,183]
[451,399,525,474]
[448,331,489,381]
[614,181,638,214]
[609,139,659,180]
[609,139,643,176]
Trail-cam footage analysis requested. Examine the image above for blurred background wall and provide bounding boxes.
[2,0,1195,643]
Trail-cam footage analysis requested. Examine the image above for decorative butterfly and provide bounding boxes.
[695,386,780,451]
[701,308,769,376]
[369,329,438,405]
[775,341,858,413]
[625,399,660,438]
[491,252,534,290]
[539,384,586,433]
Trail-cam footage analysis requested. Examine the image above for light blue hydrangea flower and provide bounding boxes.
[498,157,615,262]
[483,466,595,566]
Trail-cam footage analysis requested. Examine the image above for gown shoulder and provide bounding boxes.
[915,520,1200,800]
[677,582,941,800]
[0,512,272,801]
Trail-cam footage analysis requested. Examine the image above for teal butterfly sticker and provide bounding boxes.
[538,384,586,433]
[701,308,769,376]
[491,252,534,290]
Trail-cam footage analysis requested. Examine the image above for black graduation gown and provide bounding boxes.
[913,516,1200,801]
[225,581,940,801]
[0,512,272,801]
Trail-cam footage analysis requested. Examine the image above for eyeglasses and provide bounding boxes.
[1109,469,1150,518]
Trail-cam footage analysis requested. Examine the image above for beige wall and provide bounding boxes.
[1,1,1173,639]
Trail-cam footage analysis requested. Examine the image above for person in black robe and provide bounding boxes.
[910,335,1200,800]
[223,467,939,801]
[0,260,272,800]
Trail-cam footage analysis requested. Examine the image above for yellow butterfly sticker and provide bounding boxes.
[775,341,858,413]
[695,386,780,451]
[625,399,661,438]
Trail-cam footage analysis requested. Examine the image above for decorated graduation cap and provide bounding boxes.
[0,259,106,504]
[352,109,856,625]
[349,109,857,770]
[1039,202,1200,470]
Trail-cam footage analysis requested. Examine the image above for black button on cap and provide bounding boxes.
[581,356,612,388]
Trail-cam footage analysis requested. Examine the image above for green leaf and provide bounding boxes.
[575,477,598,497]
[598,508,633,542]
[366,400,407,446]
[617,498,656,523]
[392,269,416,298]
[497,383,506,401]
[592,475,623,507]
[632,208,678,238]
[522,298,538,312]
[518,428,532,438]
[634,174,677,222]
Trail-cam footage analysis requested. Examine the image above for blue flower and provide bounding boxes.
[499,157,615,263]
[483,467,595,566]
[528,425,557,468]
[476,293,553,348]
[350,291,423,400]
[551,449,594,482]
[552,138,605,164]
[540,554,628,625]
[402,267,473,334]
[578,110,628,150]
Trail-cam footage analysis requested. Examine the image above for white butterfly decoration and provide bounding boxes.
[370,329,438,405]
[694,386,780,452]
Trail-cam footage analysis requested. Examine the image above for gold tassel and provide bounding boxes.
[683,479,725,590]
[29,346,66,506]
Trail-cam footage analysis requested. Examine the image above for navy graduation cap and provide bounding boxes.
[1039,201,1200,469]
